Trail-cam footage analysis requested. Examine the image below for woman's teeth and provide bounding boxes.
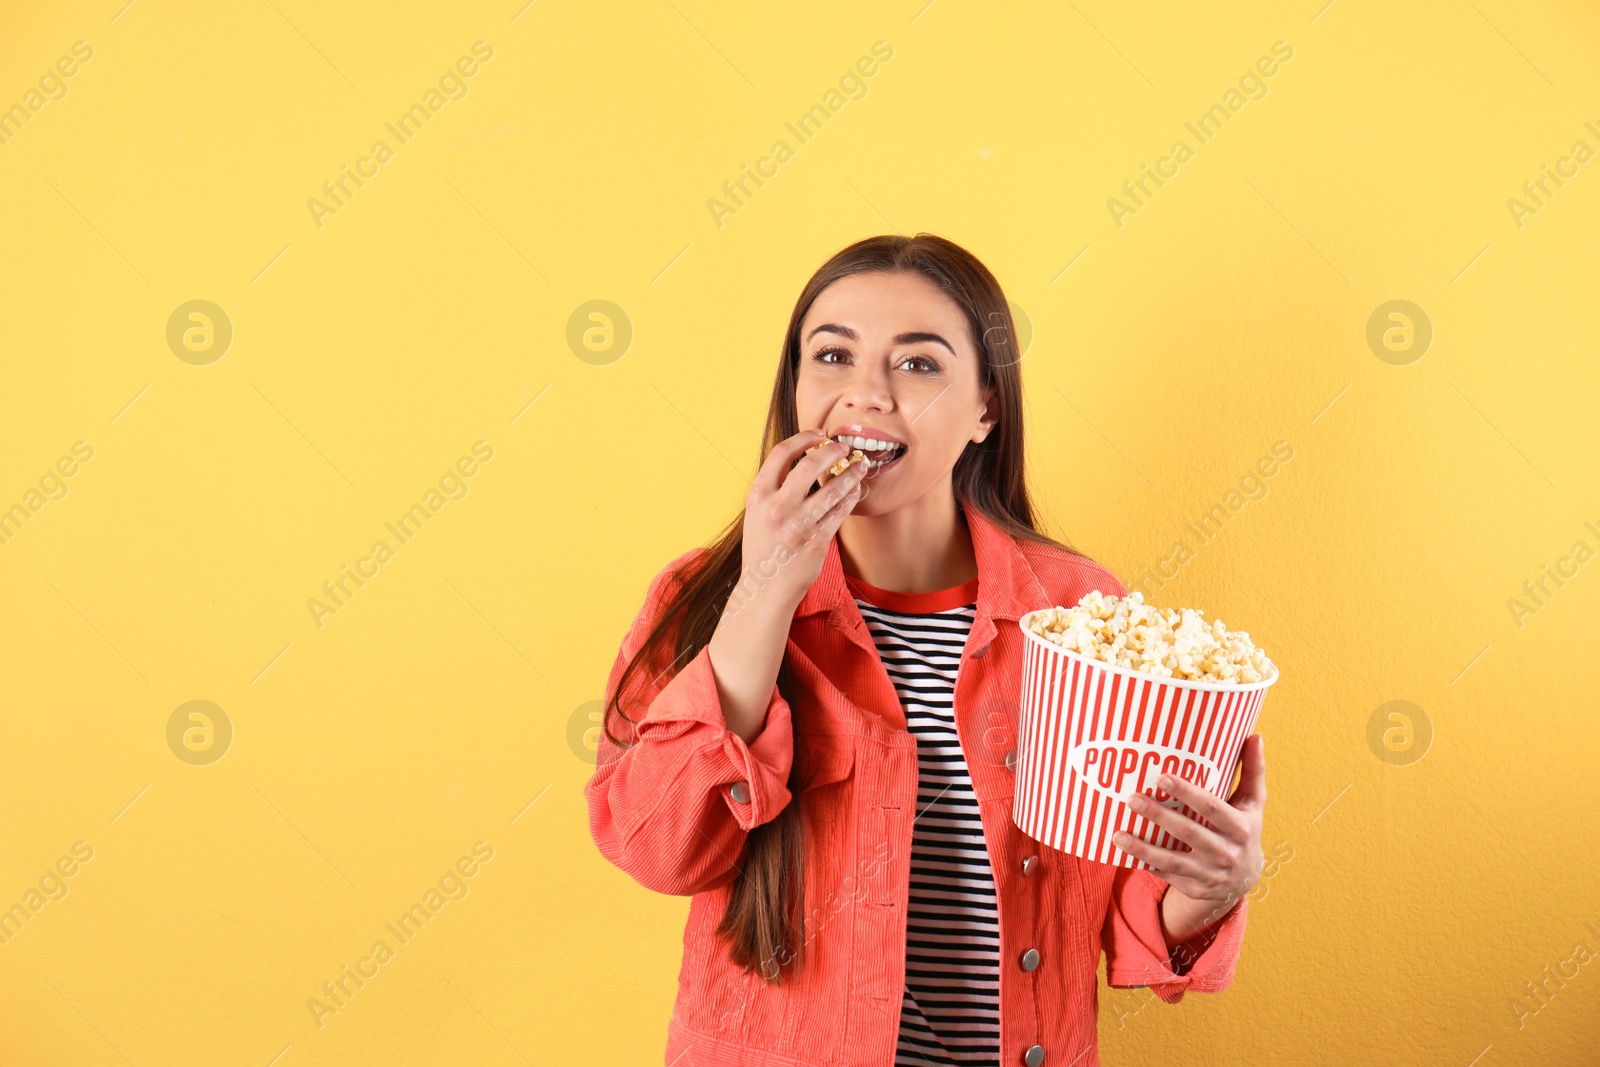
[834,433,898,451]
[833,434,906,470]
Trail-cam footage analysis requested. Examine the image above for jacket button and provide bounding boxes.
[730,781,750,804]
[1004,749,1018,773]
[972,643,989,659]
[1021,855,1040,876]
[1020,948,1040,972]
[1022,1045,1045,1066]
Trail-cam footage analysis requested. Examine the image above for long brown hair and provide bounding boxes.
[602,233,1091,983]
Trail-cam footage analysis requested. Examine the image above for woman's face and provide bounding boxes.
[794,269,997,516]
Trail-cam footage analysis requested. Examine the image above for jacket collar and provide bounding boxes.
[795,500,1049,629]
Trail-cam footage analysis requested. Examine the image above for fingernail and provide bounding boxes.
[1158,775,1174,788]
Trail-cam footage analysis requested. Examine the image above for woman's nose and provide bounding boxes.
[842,358,894,412]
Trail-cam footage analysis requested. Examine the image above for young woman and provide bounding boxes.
[586,234,1268,1067]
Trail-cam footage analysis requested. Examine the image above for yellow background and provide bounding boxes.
[1,0,1597,1064]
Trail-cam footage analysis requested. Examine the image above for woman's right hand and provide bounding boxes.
[736,429,868,616]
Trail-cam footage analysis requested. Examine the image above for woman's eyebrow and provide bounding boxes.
[804,323,957,357]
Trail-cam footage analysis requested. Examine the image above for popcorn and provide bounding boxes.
[1024,591,1274,684]
[805,440,867,477]
[826,449,866,476]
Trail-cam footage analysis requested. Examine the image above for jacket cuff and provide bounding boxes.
[1104,868,1249,1004]
[633,643,795,832]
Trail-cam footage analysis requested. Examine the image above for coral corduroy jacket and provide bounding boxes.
[585,504,1247,1067]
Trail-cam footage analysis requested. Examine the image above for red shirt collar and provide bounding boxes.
[843,571,979,613]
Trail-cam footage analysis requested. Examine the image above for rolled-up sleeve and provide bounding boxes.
[584,550,796,897]
[1102,867,1248,1004]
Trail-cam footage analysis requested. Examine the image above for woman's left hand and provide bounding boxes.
[1112,733,1267,907]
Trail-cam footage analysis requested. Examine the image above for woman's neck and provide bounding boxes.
[836,484,977,593]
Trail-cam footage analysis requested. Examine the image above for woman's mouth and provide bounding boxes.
[832,434,907,478]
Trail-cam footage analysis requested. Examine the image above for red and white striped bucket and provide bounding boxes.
[1011,610,1278,869]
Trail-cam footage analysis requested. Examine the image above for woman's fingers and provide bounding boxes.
[753,429,830,497]
[780,437,854,504]
[1159,774,1248,842]
[1228,734,1267,813]
[801,463,866,539]
[1111,831,1204,884]
[1127,794,1225,860]
[734,430,866,609]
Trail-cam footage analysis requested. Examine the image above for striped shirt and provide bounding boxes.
[844,570,1000,1067]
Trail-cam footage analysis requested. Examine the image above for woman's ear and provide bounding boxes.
[972,384,999,443]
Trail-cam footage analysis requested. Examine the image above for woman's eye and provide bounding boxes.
[810,348,939,372]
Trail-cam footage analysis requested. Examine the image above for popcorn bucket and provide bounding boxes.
[1011,610,1278,869]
